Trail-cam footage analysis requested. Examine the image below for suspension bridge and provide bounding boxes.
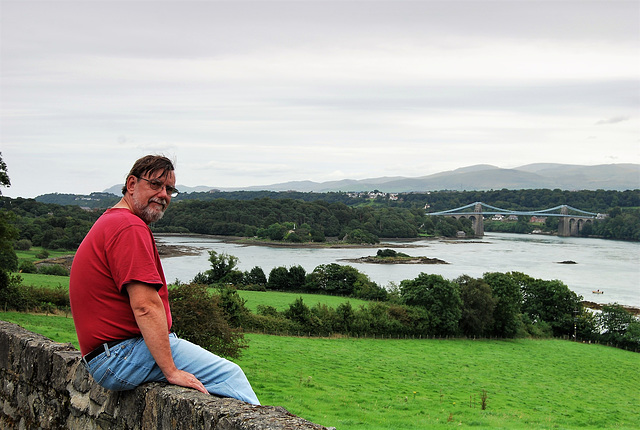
[426,202,604,237]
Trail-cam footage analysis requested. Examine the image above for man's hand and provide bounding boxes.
[127,282,209,395]
[165,368,208,394]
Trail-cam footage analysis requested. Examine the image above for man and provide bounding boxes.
[69,155,259,405]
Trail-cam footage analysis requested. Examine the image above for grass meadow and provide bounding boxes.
[17,272,70,289]
[1,311,638,429]
[235,290,370,313]
[15,247,73,289]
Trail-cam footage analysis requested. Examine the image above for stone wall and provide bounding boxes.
[0,321,331,429]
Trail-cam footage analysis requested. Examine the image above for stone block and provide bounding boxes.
[51,349,80,391]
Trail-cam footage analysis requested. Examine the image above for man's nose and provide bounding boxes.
[156,185,171,199]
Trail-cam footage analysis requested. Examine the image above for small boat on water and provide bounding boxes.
[592,289,604,294]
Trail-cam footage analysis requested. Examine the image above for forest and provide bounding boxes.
[3,188,640,251]
[37,187,640,212]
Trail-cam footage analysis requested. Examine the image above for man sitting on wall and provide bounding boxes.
[69,154,259,405]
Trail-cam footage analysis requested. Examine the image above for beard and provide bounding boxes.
[132,195,168,224]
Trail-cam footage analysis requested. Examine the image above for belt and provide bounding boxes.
[83,340,124,363]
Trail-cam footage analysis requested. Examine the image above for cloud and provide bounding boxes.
[596,116,632,125]
[1,1,639,198]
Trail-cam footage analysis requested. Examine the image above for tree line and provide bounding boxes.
[3,192,640,251]
[154,198,467,242]
[0,197,101,251]
[4,247,636,358]
[38,188,640,213]
[178,250,640,354]
[155,194,640,241]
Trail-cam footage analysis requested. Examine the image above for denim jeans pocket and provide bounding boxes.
[86,338,142,390]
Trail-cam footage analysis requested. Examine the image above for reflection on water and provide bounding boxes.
[157,233,640,308]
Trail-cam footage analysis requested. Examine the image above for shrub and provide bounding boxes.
[243,312,299,335]
[18,260,38,274]
[192,271,210,285]
[0,272,28,311]
[343,228,379,244]
[257,304,280,317]
[14,239,32,251]
[284,231,302,243]
[37,264,70,276]
[214,285,250,328]
[169,283,247,359]
[35,250,50,259]
[27,285,70,308]
[376,249,408,258]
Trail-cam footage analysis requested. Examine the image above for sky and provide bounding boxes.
[1,0,639,198]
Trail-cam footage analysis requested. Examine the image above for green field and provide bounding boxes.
[235,290,370,313]
[1,311,638,429]
[238,335,640,429]
[17,272,70,289]
[9,276,366,311]
[15,247,73,288]
[16,248,74,262]
[0,311,77,346]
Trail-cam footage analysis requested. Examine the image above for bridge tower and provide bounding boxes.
[558,205,570,237]
[473,202,484,237]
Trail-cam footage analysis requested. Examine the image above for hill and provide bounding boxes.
[34,163,638,204]
[101,163,640,194]
[239,163,639,192]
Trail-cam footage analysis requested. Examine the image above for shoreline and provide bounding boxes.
[155,233,428,252]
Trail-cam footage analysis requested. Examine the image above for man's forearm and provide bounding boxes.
[127,283,179,378]
[126,282,208,394]
[133,300,179,377]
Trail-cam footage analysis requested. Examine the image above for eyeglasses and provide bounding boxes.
[137,177,180,197]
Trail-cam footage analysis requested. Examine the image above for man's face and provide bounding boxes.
[130,170,176,224]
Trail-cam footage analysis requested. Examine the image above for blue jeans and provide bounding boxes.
[83,333,260,405]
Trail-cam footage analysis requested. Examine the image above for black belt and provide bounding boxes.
[83,340,125,363]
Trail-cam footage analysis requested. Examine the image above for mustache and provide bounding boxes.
[149,198,168,209]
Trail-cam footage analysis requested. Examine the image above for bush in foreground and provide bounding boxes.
[168,282,247,359]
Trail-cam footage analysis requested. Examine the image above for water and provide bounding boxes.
[157,233,640,308]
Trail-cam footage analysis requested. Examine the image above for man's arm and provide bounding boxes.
[126,282,208,394]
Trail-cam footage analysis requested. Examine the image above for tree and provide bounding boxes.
[0,153,17,270]
[621,320,640,351]
[0,153,10,191]
[483,272,523,338]
[434,217,456,237]
[0,153,19,303]
[306,263,364,296]
[267,266,290,290]
[335,301,355,333]
[598,304,634,345]
[513,272,581,337]
[0,210,18,272]
[243,266,267,288]
[456,275,496,337]
[288,265,307,290]
[400,273,462,336]
[342,228,379,244]
[205,250,239,283]
[284,297,318,328]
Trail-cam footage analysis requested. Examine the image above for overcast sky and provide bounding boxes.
[1,0,638,198]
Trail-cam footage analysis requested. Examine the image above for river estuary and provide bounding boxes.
[157,232,640,308]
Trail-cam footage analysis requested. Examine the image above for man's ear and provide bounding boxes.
[125,175,137,195]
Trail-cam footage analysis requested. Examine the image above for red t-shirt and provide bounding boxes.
[70,208,172,355]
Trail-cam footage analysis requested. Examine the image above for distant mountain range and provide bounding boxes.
[102,163,639,195]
